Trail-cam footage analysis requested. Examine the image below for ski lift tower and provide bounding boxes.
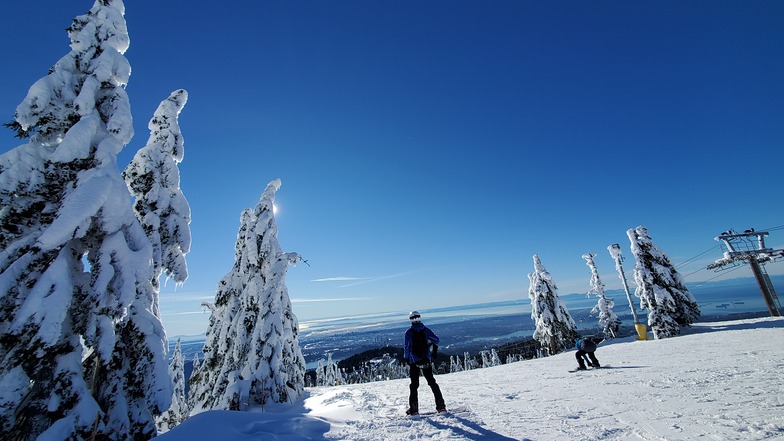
[707,229,784,317]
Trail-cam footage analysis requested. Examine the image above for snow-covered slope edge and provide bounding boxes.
[160,317,784,440]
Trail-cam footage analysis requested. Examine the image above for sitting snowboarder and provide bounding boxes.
[404,311,446,415]
[575,336,603,370]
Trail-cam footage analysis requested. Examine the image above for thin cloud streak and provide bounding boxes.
[161,311,209,316]
[159,291,216,303]
[311,269,429,288]
[311,277,372,282]
[291,297,371,303]
[339,270,422,288]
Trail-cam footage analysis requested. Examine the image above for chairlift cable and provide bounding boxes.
[676,244,722,269]
[688,265,744,289]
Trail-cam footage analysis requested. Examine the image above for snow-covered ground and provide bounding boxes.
[160,317,784,440]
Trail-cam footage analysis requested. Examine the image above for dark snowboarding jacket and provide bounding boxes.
[404,323,440,365]
[576,337,598,353]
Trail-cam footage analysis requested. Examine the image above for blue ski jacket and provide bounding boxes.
[576,337,598,352]
[404,323,440,365]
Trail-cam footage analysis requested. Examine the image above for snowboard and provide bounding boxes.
[407,405,470,418]
[568,365,609,373]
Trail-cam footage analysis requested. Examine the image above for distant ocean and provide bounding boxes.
[565,275,782,325]
[298,275,784,335]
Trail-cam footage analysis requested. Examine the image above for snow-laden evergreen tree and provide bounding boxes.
[315,359,325,386]
[582,253,621,338]
[591,295,621,338]
[506,354,523,364]
[157,339,187,432]
[450,356,463,373]
[123,89,191,295]
[189,179,306,412]
[463,352,479,371]
[627,225,701,339]
[528,254,579,355]
[325,353,337,386]
[480,351,490,368]
[490,348,501,367]
[191,353,201,380]
[336,367,346,386]
[480,349,501,368]
[0,1,170,439]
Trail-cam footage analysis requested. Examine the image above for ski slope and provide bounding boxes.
[160,317,784,440]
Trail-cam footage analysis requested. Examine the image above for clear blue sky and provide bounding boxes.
[2,1,783,336]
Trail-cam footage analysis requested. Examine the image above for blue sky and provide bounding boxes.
[2,1,783,336]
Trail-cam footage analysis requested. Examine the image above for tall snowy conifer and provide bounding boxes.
[325,353,337,386]
[0,1,170,439]
[157,339,187,432]
[582,253,621,338]
[315,359,325,386]
[189,179,306,412]
[527,254,579,355]
[123,89,191,294]
[191,353,201,379]
[627,226,701,339]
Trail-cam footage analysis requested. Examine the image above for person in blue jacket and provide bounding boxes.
[575,336,602,370]
[404,311,446,415]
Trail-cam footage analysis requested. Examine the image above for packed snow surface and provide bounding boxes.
[160,317,784,440]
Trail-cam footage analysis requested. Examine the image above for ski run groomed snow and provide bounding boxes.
[160,317,784,440]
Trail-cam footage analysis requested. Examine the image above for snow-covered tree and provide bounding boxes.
[506,354,523,364]
[191,353,201,380]
[490,349,501,367]
[157,339,187,432]
[123,89,191,294]
[480,349,501,368]
[463,352,479,371]
[627,226,701,339]
[450,356,463,373]
[315,359,325,386]
[0,1,170,439]
[189,179,306,412]
[528,254,579,355]
[325,353,337,386]
[582,253,621,338]
[336,367,346,386]
[317,353,346,386]
[591,296,621,338]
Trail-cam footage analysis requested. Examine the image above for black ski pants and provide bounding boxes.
[409,362,445,412]
[576,350,600,369]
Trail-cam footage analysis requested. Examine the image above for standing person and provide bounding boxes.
[404,311,446,415]
[575,336,602,370]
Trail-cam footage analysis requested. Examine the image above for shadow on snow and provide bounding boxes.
[427,414,522,441]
